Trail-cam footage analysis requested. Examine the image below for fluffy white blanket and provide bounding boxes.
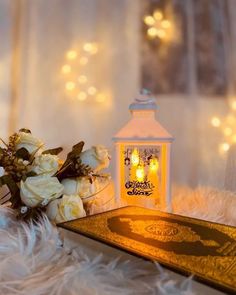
[0,186,235,295]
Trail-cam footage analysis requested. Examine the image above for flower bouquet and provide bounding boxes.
[0,128,114,223]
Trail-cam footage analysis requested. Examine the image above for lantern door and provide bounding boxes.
[116,141,171,210]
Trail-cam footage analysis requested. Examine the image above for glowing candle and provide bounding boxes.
[131,148,139,166]
[149,157,159,172]
[136,164,145,182]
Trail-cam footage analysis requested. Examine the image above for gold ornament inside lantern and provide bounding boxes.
[113,90,174,211]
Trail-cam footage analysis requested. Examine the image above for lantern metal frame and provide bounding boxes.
[113,92,174,211]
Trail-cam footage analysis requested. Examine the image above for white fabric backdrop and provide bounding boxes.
[0,0,235,189]
[0,0,12,139]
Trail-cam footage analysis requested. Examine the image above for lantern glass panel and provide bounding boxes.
[120,143,166,207]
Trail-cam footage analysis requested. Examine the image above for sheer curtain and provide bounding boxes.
[0,0,13,139]
[1,0,236,188]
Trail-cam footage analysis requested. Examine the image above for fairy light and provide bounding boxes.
[161,20,171,29]
[96,93,106,103]
[224,127,233,137]
[231,101,236,110]
[156,29,166,39]
[87,86,97,95]
[66,50,77,60]
[153,9,163,21]
[144,8,172,41]
[144,15,155,26]
[136,165,145,182]
[147,27,158,38]
[149,157,159,172]
[83,43,98,54]
[77,92,87,101]
[61,65,71,74]
[211,117,221,127]
[66,81,75,91]
[211,99,236,154]
[220,143,230,153]
[61,43,107,104]
[131,148,140,166]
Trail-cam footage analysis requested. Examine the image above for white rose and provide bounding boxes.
[46,194,86,223]
[79,145,110,172]
[16,132,44,154]
[77,177,101,199]
[62,176,110,199]
[61,178,78,195]
[20,175,63,207]
[31,154,59,176]
[0,166,5,177]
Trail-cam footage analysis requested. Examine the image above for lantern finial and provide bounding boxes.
[129,89,157,111]
[140,88,151,95]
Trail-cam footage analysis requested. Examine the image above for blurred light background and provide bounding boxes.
[1,0,236,189]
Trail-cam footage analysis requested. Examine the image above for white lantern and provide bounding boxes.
[113,91,174,211]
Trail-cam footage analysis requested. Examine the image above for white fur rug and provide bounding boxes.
[0,186,235,295]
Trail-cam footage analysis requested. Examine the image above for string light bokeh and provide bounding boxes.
[143,9,172,41]
[61,42,107,103]
[211,100,236,154]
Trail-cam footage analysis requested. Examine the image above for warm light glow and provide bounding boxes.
[131,148,139,166]
[147,27,158,38]
[66,50,77,60]
[221,143,230,153]
[62,43,106,104]
[77,92,87,101]
[96,93,106,103]
[153,9,163,20]
[144,9,172,41]
[149,158,159,172]
[136,165,145,182]
[224,127,233,136]
[79,57,88,65]
[78,75,87,84]
[88,86,97,95]
[65,81,75,91]
[144,15,155,26]
[231,100,236,110]
[156,29,166,39]
[61,64,71,74]
[227,115,235,124]
[161,20,171,29]
[83,43,98,54]
[211,117,221,127]
[211,99,236,154]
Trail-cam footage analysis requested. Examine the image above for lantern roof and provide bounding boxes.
[113,90,174,143]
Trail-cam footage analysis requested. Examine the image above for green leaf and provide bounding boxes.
[42,147,63,155]
[15,147,30,160]
[29,144,44,163]
[55,141,84,179]
[62,141,84,168]
[26,171,37,177]
[72,141,85,153]
[0,147,6,164]
[21,171,37,181]
[0,175,18,192]
[0,175,21,208]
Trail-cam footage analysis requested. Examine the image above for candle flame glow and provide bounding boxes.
[131,148,139,166]
[136,165,145,182]
[149,158,159,172]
